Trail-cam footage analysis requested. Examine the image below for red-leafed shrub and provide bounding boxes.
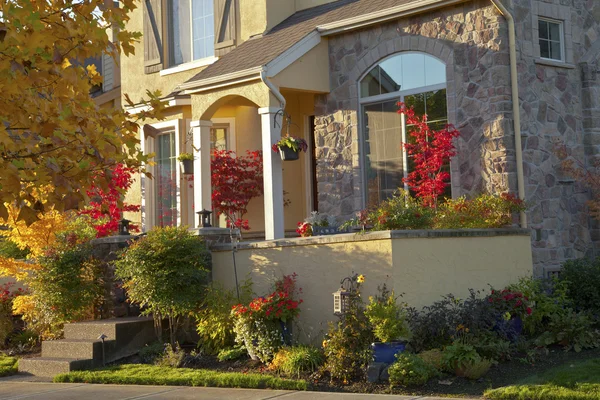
[211,150,263,231]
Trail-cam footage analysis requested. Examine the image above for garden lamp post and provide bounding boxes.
[197,209,212,228]
[118,218,131,236]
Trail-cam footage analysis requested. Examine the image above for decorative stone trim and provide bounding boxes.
[211,228,531,252]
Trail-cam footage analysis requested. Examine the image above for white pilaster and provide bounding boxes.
[191,120,213,229]
[259,107,285,240]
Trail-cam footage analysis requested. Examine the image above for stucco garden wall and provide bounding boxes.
[211,229,533,342]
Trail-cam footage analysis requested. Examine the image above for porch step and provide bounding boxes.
[20,317,157,377]
[41,339,116,360]
[18,357,94,378]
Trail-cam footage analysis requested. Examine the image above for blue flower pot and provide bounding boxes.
[371,341,406,363]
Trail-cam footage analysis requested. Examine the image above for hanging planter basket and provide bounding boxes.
[279,147,300,161]
[180,159,194,175]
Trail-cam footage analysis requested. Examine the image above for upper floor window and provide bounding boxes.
[359,53,448,208]
[538,18,563,61]
[169,0,215,66]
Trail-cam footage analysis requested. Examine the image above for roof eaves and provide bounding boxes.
[317,0,469,35]
[176,66,263,94]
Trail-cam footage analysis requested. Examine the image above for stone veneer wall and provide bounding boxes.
[511,0,600,273]
[313,0,600,275]
[314,0,516,223]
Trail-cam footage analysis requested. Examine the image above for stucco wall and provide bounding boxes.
[211,229,533,341]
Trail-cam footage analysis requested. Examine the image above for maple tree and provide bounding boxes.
[211,150,263,230]
[398,102,459,207]
[78,163,140,237]
[0,0,164,225]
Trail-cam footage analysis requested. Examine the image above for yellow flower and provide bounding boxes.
[322,340,328,348]
[357,274,365,284]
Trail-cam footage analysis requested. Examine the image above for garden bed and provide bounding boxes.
[54,347,600,398]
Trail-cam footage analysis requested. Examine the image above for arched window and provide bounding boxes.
[359,52,448,208]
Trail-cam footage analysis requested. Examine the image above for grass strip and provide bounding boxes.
[53,364,307,390]
[0,355,18,377]
[485,359,600,400]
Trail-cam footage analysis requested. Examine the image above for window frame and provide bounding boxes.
[141,119,183,231]
[166,0,215,69]
[357,52,448,208]
[537,17,565,63]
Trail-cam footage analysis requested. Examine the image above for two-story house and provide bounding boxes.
[121,0,600,276]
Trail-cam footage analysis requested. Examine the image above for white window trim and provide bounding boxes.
[160,56,218,77]
[141,119,183,231]
[538,17,565,63]
[211,117,237,152]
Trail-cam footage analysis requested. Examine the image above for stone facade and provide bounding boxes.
[313,0,599,275]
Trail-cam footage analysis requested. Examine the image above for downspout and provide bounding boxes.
[489,0,527,228]
[260,67,287,111]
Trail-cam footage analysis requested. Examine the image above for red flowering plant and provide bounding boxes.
[398,102,459,208]
[78,163,140,237]
[211,150,263,231]
[487,288,533,319]
[231,273,303,363]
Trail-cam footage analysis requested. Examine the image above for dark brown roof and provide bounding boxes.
[184,0,419,85]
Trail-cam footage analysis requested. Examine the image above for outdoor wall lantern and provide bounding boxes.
[333,275,356,315]
[118,218,131,236]
[197,209,213,228]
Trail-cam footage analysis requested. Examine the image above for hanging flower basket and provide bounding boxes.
[177,153,195,175]
[279,147,300,161]
[272,135,308,162]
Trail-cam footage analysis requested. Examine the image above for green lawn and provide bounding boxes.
[54,364,307,390]
[485,358,600,400]
[0,355,18,377]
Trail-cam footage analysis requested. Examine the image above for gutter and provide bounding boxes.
[489,0,527,228]
[260,68,286,110]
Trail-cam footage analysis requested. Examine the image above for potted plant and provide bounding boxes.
[271,135,308,161]
[177,153,194,175]
[365,284,412,363]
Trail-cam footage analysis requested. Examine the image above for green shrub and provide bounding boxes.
[417,349,444,371]
[115,226,211,346]
[196,280,253,354]
[0,355,18,377]
[365,284,411,343]
[369,190,434,230]
[139,342,164,364]
[507,277,571,336]
[442,342,481,372]
[559,258,600,315]
[534,310,600,352]
[0,239,29,259]
[323,275,374,382]
[473,336,511,362]
[217,346,247,362]
[434,193,526,229]
[388,353,435,387]
[156,343,186,368]
[462,358,492,380]
[29,243,102,338]
[269,346,324,377]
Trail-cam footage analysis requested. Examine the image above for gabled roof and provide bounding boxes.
[182,0,420,87]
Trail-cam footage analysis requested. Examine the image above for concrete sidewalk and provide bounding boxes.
[0,381,479,400]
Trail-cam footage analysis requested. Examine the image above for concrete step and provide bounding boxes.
[41,339,117,360]
[18,357,95,378]
[63,316,154,341]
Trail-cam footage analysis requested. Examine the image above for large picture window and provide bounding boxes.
[169,0,215,66]
[359,52,448,208]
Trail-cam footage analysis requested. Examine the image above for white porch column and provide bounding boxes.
[191,120,213,229]
[258,107,285,240]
